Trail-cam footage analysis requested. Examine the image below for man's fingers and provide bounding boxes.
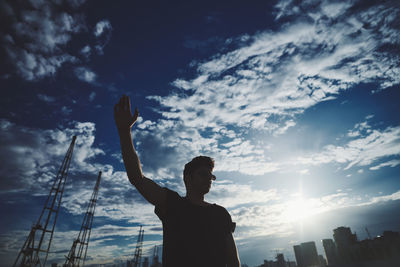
[116,95,133,114]
[121,95,126,111]
[119,96,124,110]
[123,95,130,111]
[127,96,132,112]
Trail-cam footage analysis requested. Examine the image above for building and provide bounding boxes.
[293,241,319,267]
[322,239,338,265]
[293,245,304,267]
[318,255,327,266]
[333,226,357,263]
[301,242,319,267]
[256,254,297,267]
[276,253,285,267]
[323,227,400,266]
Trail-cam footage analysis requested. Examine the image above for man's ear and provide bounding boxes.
[183,174,190,186]
[185,174,193,187]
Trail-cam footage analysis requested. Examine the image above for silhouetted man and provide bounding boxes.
[114,95,240,267]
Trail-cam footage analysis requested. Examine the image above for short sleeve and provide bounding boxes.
[154,188,181,221]
[218,206,235,234]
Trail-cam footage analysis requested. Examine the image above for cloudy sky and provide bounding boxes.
[1,0,400,266]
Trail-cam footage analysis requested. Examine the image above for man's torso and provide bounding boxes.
[155,189,234,267]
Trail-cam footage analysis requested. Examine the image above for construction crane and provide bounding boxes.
[131,226,144,267]
[13,136,77,267]
[64,171,102,267]
[365,227,372,239]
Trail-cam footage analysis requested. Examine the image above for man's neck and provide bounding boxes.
[185,191,208,206]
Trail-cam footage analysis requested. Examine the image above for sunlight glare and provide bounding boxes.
[283,198,315,223]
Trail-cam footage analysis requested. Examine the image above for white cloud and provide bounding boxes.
[93,20,112,54]
[369,191,400,203]
[2,1,113,81]
[2,0,84,80]
[37,94,55,103]
[274,120,296,136]
[297,123,400,170]
[320,1,352,18]
[133,118,281,177]
[228,188,400,240]
[61,106,72,115]
[347,120,373,137]
[66,0,87,8]
[5,47,77,80]
[80,45,91,58]
[369,159,400,171]
[0,119,104,193]
[208,181,278,208]
[89,91,96,101]
[297,169,309,175]
[0,118,161,227]
[74,66,97,83]
[94,20,112,37]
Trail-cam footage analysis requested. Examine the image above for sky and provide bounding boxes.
[1,0,400,266]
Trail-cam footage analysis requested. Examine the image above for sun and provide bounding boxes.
[283,198,315,223]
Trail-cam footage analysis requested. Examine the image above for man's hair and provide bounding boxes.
[183,156,214,186]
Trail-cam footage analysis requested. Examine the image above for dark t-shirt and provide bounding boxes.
[155,188,235,267]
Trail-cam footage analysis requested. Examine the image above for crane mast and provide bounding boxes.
[64,171,102,267]
[13,136,77,267]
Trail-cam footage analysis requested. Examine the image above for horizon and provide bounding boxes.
[1,0,400,266]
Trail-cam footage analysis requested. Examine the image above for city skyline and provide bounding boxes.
[1,0,400,266]
[258,226,400,267]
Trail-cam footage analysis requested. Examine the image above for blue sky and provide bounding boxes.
[1,0,400,266]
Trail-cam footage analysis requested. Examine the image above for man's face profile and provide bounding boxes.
[189,166,216,194]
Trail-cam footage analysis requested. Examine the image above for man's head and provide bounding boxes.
[183,156,215,194]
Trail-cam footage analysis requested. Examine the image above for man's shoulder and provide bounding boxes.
[212,203,229,213]
[164,188,184,202]
[211,203,232,220]
[154,188,184,219]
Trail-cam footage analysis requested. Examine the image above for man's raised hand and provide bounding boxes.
[114,95,139,131]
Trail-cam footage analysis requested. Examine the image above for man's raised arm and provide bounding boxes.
[114,95,166,207]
